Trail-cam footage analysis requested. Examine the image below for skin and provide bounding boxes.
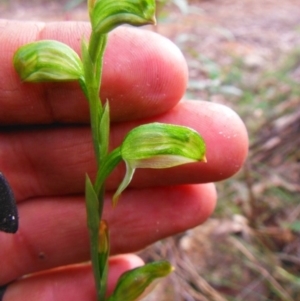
[0,20,248,301]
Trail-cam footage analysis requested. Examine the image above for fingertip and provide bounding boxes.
[103,27,188,121]
[203,102,249,179]
[157,101,249,181]
[109,100,248,187]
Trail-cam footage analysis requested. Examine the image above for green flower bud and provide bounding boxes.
[13,40,83,82]
[113,123,206,205]
[90,0,156,34]
[108,261,174,301]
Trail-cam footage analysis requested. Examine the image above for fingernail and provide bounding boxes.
[0,284,8,301]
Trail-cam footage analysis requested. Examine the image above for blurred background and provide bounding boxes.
[1,0,299,300]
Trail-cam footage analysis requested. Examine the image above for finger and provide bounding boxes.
[0,101,247,201]
[0,183,216,284]
[0,20,187,124]
[3,255,144,301]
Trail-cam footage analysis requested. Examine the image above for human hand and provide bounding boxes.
[0,20,248,301]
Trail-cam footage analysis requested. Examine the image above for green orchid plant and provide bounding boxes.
[13,0,206,300]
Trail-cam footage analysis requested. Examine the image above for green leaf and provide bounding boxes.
[90,0,156,34]
[13,40,83,82]
[108,261,174,301]
[113,122,206,204]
